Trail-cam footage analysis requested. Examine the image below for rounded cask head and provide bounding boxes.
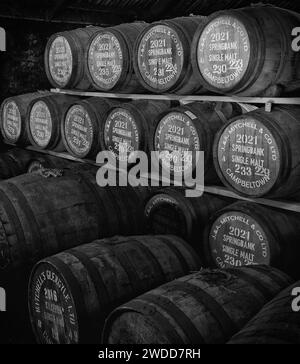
[64,104,94,158]
[1,100,22,143]
[136,24,186,92]
[29,261,79,344]
[29,100,53,149]
[145,193,189,238]
[215,115,282,197]
[88,30,124,91]
[194,14,251,93]
[104,107,140,161]
[208,208,272,269]
[154,110,201,175]
[47,35,73,88]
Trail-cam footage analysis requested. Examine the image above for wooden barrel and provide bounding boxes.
[154,102,242,182]
[192,5,300,97]
[133,16,207,95]
[87,23,148,93]
[104,100,170,161]
[45,27,101,90]
[26,94,81,152]
[28,235,200,344]
[62,97,116,159]
[228,281,300,344]
[103,265,293,344]
[203,201,300,279]
[214,105,300,199]
[0,170,151,280]
[0,92,52,146]
[145,188,230,249]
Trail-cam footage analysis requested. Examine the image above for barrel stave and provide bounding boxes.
[28,235,201,344]
[103,266,293,344]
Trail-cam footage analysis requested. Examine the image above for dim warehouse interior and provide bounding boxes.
[0,0,300,346]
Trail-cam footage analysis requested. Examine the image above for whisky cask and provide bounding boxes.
[27,94,80,151]
[192,6,300,96]
[62,97,116,159]
[103,265,293,344]
[0,92,51,146]
[228,281,300,344]
[45,27,101,90]
[203,201,300,279]
[104,100,170,161]
[28,235,200,344]
[214,105,300,198]
[87,23,148,92]
[0,171,151,279]
[154,102,242,182]
[134,17,207,95]
[145,188,230,249]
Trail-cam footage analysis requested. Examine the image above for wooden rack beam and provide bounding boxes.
[19,145,300,213]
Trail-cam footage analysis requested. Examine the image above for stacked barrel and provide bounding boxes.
[0,4,300,345]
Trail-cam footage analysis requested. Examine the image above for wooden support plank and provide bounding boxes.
[9,144,300,213]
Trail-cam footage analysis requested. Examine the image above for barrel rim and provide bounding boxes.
[28,259,81,344]
[212,109,289,198]
[26,96,61,150]
[202,201,281,269]
[103,102,148,159]
[144,191,194,241]
[191,8,263,95]
[61,99,102,159]
[0,98,22,145]
[133,20,192,94]
[44,31,77,89]
[152,104,210,174]
[86,27,132,92]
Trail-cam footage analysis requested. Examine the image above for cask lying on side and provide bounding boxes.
[145,188,230,249]
[134,16,206,94]
[28,235,200,344]
[0,92,52,146]
[103,266,293,344]
[203,202,300,279]
[45,27,101,90]
[228,281,300,344]
[104,100,170,161]
[87,23,148,93]
[62,97,116,159]
[27,94,81,151]
[0,171,151,279]
[214,105,300,198]
[192,6,300,96]
[154,102,242,182]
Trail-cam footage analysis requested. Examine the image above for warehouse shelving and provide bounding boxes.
[16,144,300,214]
[5,88,296,213]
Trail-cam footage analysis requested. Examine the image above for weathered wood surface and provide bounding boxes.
[28,235,200,344]
[103,265,293,344]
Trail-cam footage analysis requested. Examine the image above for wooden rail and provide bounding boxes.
[16,145,300,213]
